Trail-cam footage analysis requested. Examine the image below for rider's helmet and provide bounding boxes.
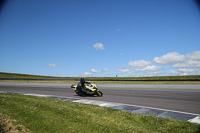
[80,78,85,87]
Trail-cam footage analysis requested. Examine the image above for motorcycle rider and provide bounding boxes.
[77,78,87,96]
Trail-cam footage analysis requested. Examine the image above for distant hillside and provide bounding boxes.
[0,72,200,81]
[0,72,65,79]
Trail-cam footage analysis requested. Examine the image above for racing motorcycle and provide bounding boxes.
[71,82,103,97]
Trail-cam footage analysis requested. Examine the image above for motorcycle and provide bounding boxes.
[71,82,103,97]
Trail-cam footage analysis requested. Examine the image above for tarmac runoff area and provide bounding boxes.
[0,91,199,124]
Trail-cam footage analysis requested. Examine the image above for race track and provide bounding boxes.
[0,82,200,114]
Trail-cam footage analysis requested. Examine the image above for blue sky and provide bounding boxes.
[0,0,200,77]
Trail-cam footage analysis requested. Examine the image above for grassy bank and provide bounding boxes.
[0,72,57,79]
[1,72,200,84]
[1,80,200,84]
[0,93,199,132]
[1,72,200,81]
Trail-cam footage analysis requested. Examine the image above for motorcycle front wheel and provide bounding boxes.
[96,91,103,97]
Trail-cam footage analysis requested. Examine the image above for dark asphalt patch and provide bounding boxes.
[113,105,141,112]
[133,108,165,116]
[158,111,197,121]
[47,96,80,101]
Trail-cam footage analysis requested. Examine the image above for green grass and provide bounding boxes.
[1,72,200,84]
[1,80,200,84]
[0,72,58,79]
[81,75,200,81]
[0,93,199,133]
[1,72,200,81]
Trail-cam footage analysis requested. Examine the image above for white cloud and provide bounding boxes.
[136,65,162,71]
[172,63,187,68]
[116,68,132,73]
[186,51,200,60]
[80,72,92,77]
[128,73,138,77]
[144,72,162,77]
[167,68,200,76]
[153,52,185,65]
[170,52,200,76]
[180,73,189,76]
[91,68,101,73]
[178,68,194,73]
[93,43,105,50]
[48,64,56,67]
[172,60,200,68]
[187,60,200,68]
[103,68,109,72]
[167,70,180,76]
[128,60,151,68]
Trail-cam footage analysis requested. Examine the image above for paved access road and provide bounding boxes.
[0,82,200,114]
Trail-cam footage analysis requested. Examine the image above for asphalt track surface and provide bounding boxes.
[0,82,200,114]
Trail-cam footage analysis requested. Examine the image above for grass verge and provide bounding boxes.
[0,93,199,133]
[1,80,200,84]
[1,72,200,84]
